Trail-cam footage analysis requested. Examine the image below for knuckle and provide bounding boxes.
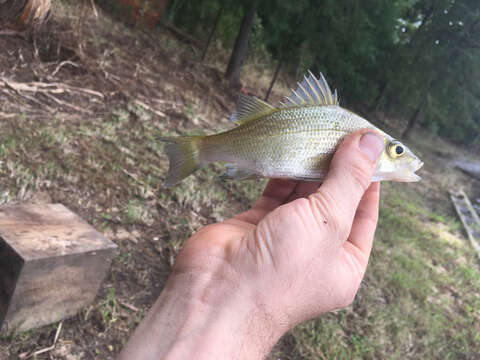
[345,159,373,193]
[194,223,218,237]
[356,206,379,227]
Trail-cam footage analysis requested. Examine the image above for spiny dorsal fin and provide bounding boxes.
[229,94,276,124]
[280,70,339,108]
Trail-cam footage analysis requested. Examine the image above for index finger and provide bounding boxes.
[234,179,297,224]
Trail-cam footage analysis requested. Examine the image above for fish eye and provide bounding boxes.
[388,142,405,158]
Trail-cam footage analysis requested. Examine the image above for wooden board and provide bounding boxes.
[449,189,480,259]
[0,204,117,333]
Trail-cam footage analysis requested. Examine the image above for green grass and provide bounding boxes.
[268,182,480,359]
[1,8,479,356]
[2,109,479,359]
[101,288,119,325]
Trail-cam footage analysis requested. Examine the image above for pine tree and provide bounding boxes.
[225,0,259,85]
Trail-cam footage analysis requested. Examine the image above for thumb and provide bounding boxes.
[309,131,384,237]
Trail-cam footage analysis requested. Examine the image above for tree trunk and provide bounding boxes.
[402,101,424,140]
[402,71,441,140]
[264,59,282,101]
[165,0,187,23]
[225,1,257,85]
[370,80,388,112]
[200,6,222,62]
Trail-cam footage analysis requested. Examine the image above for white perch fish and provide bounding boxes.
[161,71,423,187]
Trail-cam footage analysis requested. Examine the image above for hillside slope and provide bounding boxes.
[0,2,479,359]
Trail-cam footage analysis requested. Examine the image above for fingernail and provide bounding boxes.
[359,133,384,162]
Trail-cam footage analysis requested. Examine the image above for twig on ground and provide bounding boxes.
[51,60,80,77]
[117,299,140,312]
[0,30,26,38]
[89,0,99,18]
[134,99,166,118]
[18,322,63,359]
[84,305,94,322]
[43,91,91,114]
[0,112,16,118]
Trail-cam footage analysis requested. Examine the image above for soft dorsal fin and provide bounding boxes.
[229,94,276,124]
[280,70,339,108]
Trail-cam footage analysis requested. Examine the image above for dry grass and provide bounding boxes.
[0,2,479,359]
[0,0,51,31]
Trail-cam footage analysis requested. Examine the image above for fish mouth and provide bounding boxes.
[411,158,424,173]
[372,158,424,182]
[402,158,424,182]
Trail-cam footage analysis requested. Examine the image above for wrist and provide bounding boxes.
[119,260,288,360]
[162,267,286,360]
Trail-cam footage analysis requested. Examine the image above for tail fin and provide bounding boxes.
[159,136,203,187]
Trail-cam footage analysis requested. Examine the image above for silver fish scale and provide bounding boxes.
[204,105,374,180]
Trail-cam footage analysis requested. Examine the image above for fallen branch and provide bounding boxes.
[1,81,52,110]
[0,78,104,98]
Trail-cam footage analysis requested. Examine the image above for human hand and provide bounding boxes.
[177,130,382,321]
[119,130,384,360]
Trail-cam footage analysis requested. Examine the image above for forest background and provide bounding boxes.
[161,0,480,143]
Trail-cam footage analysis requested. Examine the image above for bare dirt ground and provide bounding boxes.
[1,2,479,359]
[0,4,279,359]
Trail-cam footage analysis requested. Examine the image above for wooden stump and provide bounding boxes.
[0,204,117,333]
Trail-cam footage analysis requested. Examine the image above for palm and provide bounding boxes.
[120,131,384,359]
[175,178,379,320]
